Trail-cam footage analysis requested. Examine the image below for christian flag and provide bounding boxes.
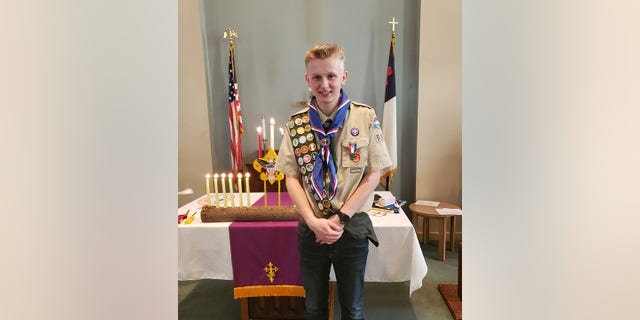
[381,33,398,188]
[228,41,244,173]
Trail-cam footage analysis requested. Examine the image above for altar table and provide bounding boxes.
[178,191,427,296]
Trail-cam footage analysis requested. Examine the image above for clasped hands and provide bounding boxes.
[308,210,344,245]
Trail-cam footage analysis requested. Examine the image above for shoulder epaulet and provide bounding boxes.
[350,101,373,109]
[290,107,309,119]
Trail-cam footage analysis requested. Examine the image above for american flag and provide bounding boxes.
[228,42,244,173]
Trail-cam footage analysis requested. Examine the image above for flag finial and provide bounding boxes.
[388,17,399,35]
[223,27,238,44]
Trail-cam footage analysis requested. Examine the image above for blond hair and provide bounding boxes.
[304,44,345,67]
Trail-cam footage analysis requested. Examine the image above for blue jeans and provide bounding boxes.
[298,222,369,320]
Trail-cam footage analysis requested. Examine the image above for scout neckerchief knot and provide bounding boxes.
[308,90,350,202]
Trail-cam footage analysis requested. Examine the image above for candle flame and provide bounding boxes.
[270,118,275,125]
[245,172,250,178]
[213,173,219,178]
[205,173,210,179]
[221,173,226,178]
[257,127,262,133]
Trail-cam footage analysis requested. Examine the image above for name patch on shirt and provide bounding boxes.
[350,167,363,174]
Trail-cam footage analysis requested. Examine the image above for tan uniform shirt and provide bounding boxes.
[276,101,392,218]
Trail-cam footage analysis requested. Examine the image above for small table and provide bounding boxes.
[409,202,461,261]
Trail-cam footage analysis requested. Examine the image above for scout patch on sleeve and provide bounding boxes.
[372,117,380,129]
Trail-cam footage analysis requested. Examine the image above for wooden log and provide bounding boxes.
[201,205,298,222]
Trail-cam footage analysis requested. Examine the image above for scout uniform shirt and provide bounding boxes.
[275,101,392,219]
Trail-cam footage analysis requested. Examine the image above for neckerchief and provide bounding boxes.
[308,90,350,201]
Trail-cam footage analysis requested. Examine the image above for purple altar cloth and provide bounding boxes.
[229,220,301,287]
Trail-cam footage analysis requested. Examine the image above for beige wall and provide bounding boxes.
[178,0,212,207]
[416,0,462,233]
[416,0,462,206]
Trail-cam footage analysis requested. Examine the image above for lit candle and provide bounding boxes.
[237,173,243,206]
[205,173,211,206]
[220,173,226,207]
[213,173,219,207]
[245,172,251,206]
[270,117,275,150]
[257,127,263,158]
[228,172,235,207]
[261,115,267,151]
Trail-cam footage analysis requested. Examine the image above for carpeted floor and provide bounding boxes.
[179,241,460,319]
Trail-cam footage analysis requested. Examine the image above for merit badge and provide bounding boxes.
[322,199,332,210]
[300,166,306,174]
[297,157,304,166]
[288,121,295,129]
[295,148,301,157]
[303,154,311,163]
[306,133,314,141]
[350,128,360,136]
[297,127,305,135]
[305,124,311,132]
[299,135,307,144]
[302,115,310,123]
[290,129,296,137]
[305,163,314,172]
[292,138,299,147]
[309,143,317,151]
[372,117,380,129]
[300,145,309,154]
[294,118,303,126]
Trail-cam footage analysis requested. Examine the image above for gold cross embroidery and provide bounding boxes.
[264,261,279,283]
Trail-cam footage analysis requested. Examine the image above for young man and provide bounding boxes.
[276,44,391,320]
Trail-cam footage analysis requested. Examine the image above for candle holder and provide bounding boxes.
[200,162,294,223]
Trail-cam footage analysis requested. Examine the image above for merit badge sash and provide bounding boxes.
[287,110,322,207]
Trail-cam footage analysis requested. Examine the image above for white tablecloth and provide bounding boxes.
[178,191,427,296]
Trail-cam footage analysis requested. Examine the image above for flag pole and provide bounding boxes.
[381,17,399,191]
[386,19,395,191]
